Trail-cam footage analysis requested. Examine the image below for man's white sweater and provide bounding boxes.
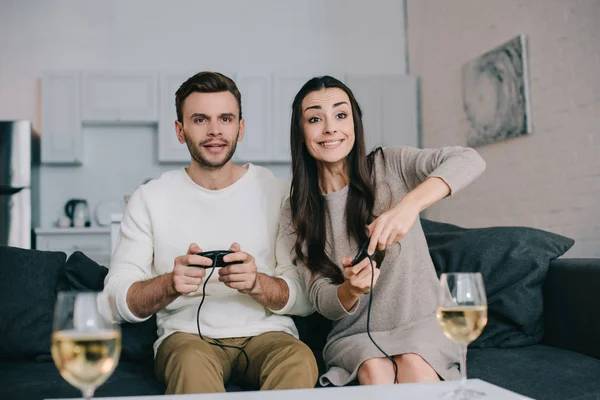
[104,164,313,353]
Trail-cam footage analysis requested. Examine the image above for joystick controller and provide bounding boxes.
[190,250,243,269]
[352,240,372,266]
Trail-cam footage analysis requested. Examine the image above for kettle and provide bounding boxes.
[64,199,91,228]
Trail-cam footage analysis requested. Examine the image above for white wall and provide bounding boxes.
[0,0,407,228]
[407,0,600,256]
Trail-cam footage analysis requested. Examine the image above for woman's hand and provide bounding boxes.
[367,177,451,254]
[367,198,420,254]
[340,256,379,296]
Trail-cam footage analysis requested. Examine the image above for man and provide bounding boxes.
[104,72,317,394]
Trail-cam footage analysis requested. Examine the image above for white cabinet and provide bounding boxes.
[41,70,420,165]
[346,75,383,152]
[157,72,196,163]
[382,75,420,148]
[346,74,420,152]
[234,74,272,162]
[41,72,83,164]
[36,228,111,267]
[82,72,158,122]
[272,74,314,162]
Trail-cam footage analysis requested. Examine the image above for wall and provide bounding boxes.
[407,0,600,257]
[0,0,407,228]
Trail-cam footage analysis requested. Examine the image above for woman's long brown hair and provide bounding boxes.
[289,76,383,284]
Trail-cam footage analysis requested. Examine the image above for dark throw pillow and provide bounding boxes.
[0,246,67,359]
[59,251,157,364]
[420,218,574,348]
[60,250,108,291]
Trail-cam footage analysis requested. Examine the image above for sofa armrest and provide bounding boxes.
[542,258,600,359]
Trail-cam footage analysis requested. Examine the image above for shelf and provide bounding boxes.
[35,227,110,235]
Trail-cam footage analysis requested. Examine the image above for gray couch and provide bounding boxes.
[1,219,599,399]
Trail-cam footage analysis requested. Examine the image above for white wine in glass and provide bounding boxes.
[436,273,488,399]
[51,292,121,400]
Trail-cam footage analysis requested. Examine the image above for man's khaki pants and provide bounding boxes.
[155,331,319,394]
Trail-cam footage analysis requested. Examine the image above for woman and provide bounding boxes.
[277,76,486,387]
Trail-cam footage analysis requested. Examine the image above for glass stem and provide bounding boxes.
[82,387,95,400]
[459,342,468,391]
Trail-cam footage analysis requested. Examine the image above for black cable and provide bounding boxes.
[365,254,399,384]
[196,258,250,383]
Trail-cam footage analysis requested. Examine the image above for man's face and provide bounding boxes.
[175,91,244,170]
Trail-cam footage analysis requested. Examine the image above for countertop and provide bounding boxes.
[110,213,123,223]
[35,227,110,234]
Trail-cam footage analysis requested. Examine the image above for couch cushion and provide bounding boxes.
[421,218,574,348]
[59,250,108,291]
[293,313,330,375]
[468,345,600,400]
[0,360,165,400]
[0,246,66,360]
[59,251,158,364]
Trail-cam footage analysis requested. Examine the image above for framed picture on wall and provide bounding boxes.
[462,34,532,147]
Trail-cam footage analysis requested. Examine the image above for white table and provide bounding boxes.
[48,379,533,400]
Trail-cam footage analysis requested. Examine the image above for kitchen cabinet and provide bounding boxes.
[346,74,420,151]
[35,228,111,267]
[157,72,196,163]
[41,72,83,164]
[82,72,158,123]
[272,74,314,162]
[234,74,272,162]
[41,70,420,165]
[382,75,420,148]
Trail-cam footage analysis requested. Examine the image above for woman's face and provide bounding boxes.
[300,88,355,165]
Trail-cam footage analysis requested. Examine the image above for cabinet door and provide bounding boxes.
[82,72,158,122]
[382,75,419,148]
[346,75,384,152]
[41,72,83,164]
[272,75,313,162]
[234,74,271,162]
[347,74,420,152]
[157,72,198,163]
[36,232,111,267]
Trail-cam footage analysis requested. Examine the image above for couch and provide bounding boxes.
[1,219,599,400]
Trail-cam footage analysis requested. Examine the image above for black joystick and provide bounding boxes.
[190,250,243,269]
[352,240,372,266]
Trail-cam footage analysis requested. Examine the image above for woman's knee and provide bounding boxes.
[394,353,439,383]
[357,358,395,385]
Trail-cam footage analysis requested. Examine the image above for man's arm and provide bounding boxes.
[218,243,288,309]
[125,243,211,319]
[126,273,179,319]
[219,242,312,313]
[104,189,157,323]
[248,273,289,310]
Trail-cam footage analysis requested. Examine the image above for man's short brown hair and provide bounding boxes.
[175,72,242,123]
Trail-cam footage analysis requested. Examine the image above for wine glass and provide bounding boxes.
[51,292,122,400]
[436,273,488,399]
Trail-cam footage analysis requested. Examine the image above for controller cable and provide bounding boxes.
[196,257,250,383]
[365,253,399,384]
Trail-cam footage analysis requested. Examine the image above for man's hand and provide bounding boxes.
[218,242,259,294]
[126,243,210,318]
[172,243,211,295]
